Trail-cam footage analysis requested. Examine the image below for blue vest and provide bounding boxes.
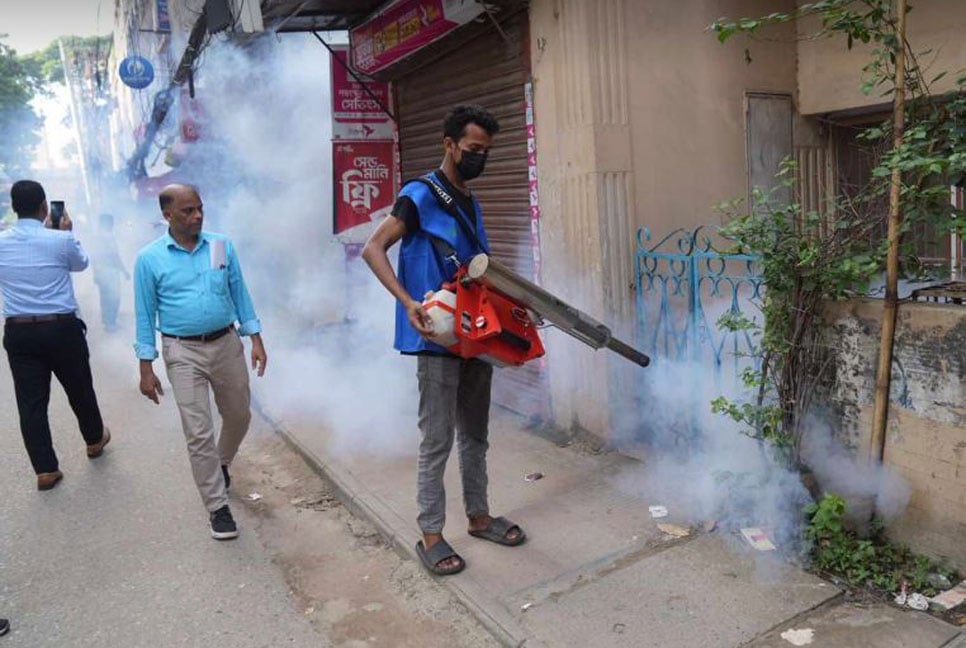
[394,171,490,354]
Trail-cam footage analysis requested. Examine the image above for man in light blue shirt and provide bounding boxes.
[133,183,267,540]
[0,180,111,491]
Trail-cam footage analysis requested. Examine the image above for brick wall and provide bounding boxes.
[823,298,966,570]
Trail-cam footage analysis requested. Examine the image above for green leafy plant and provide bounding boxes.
[804,494,958,594]
[709,166,886,467]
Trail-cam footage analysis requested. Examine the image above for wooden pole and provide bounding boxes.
[869,0,907,464]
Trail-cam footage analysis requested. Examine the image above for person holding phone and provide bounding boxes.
[133,183,267,541]
[0,180,111,491]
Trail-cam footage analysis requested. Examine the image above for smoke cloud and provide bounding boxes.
[55,31,911,566]
[42,34,418,458]
[611,292,911,560]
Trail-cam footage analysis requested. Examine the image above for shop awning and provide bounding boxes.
[260,0,389,32]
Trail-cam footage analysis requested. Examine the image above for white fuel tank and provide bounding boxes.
[421,289,458,347]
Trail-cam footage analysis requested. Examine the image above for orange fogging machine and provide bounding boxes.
[422,253,650,369]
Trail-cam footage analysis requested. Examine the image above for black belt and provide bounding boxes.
[5,313,76,325]
[162,325,233,342]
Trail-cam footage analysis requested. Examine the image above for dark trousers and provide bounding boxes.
[3,317,105,474]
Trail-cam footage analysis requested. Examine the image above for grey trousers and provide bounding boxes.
[416,355,493,535]
[162,330,251,512]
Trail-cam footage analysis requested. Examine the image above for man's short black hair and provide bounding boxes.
[10,180,46,217]
[443,105,500,141]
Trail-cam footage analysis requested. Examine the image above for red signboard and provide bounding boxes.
[350,0,484,75]
[333,141,396,239]
[331,46,393,140]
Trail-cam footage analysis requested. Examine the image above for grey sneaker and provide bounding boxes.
[209,505,239,540]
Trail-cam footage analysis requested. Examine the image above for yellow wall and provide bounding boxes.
[529,0,797,437]
[824,299,966,570]
[798,0,966,114]
[625,0,798,233]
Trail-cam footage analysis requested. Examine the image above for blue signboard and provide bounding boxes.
[119,56,155,89]
[156,0,171,32]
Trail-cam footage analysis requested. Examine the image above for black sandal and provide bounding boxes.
[468,516,526,546]
[415,538,466,576]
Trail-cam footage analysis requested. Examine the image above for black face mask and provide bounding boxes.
[456,148,488,181]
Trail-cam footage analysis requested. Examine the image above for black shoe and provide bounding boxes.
[221,464,231,492]
[209,505,239,540]
[0,618,9,636]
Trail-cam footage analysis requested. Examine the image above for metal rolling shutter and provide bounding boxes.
[395,13,549,422]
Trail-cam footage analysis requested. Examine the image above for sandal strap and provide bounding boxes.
[423,538,460,566]
[490,516,519,538]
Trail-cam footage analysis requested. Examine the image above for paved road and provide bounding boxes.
[0,323,327,647]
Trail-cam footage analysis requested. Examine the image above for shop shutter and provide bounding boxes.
[395,13,549,422]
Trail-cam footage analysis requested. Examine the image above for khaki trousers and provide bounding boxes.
[162,329,251,512]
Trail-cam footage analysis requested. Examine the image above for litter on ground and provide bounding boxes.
[906,592,929,611]
[740,527,776,551]
[524,472,544,482]
[780,628,815,645]
[930,580,966,610]
[657,523,690,537]
[648,505,668,518]
[247,492,263,501]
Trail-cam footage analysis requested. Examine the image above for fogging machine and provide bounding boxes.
[423,253,650,368]
[411,174,649,369]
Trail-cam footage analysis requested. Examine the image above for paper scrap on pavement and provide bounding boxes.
[740,527,777,551]
[906,592,929,611]
[930,580,966,610]
[657,523,690,537]
[524,472,544,482]
[648,505,668,518]
[780,628,814,645]
[247,492,263,501]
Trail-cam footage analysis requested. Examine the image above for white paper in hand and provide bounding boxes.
[209,239,227,269]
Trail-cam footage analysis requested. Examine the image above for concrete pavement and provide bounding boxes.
[258,380,966,648]
[0,328,327,647]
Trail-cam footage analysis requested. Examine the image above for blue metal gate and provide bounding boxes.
[635,226,763,376]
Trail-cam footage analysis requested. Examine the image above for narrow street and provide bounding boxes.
[0,310,499,648]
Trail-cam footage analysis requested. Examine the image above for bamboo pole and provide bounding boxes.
[869,0,907,464]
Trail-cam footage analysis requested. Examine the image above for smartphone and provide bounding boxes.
[50,200,65,230]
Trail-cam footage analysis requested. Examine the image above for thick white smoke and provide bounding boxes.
[16,33,420,461]
[135,34,417,456]
[67,30,910,558]
[611,292,911,558]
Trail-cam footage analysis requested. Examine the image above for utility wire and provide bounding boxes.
[124,11,209,180]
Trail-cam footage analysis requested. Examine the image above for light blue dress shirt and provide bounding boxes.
[133,231,261,360]
[0,218,88,317]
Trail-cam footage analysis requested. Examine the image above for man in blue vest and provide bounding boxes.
[363,105,525,576]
